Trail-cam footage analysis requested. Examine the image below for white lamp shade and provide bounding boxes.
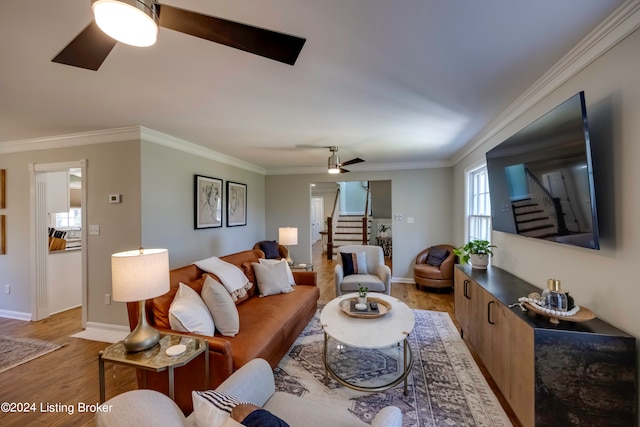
[112,248,170,302]
[92,0,158,47]
[279,227,298,246]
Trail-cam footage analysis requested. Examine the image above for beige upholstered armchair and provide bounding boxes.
[413,244,456,291]
[335,245,391,296]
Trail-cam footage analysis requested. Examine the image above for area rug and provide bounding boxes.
[0,335,64,374]
[275,308,512,426]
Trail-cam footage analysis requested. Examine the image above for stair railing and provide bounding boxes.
[326,188,340,260]
[361,185,371,245]
[522,168,560,234]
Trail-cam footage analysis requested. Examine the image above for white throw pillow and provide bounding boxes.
[194,256,250,295]
[192,390,249,427]
[169,283,214,336]
[201,275,240,337]
[258,258,296,286]
[252,260,294,297]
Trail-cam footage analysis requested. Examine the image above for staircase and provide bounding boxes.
[331,215,371,257]
[512,199,558,239]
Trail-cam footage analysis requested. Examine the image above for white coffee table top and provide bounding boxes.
[321,293,415,349]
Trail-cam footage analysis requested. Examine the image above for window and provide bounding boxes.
[54,208,82,228]
[467,165,492,242]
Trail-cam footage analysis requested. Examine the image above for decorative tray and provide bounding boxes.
[339,297,392,319]
[522,302,596,324]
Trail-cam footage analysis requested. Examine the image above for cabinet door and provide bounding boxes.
[453,271,471,336]
[468,284,493,367]
[506,313,534,427]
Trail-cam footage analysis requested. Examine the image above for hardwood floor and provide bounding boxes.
[0,243,520,426]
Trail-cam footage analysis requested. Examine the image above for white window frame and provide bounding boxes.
[465,163,492,243]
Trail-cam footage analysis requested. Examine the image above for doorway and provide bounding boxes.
[311,197,324,243]
[30,160,87,325]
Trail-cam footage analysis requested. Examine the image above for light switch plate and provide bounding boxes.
[407,216,415,224]
[109,194,121,204]
[89,225,100,236]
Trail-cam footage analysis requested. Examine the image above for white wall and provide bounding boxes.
[453,25,640,418]
[266,168,453,280]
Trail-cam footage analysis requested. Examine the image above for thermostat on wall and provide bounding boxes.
[109,194,122,204]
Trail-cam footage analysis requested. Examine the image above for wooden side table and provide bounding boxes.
[99,333,208,403]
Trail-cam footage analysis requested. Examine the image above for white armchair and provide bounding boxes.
[334,245,391,296]
[96,358,402,427]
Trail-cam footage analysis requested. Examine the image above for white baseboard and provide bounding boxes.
[71,322,130,343]
[392,277,415,284]
[0,309,32,321]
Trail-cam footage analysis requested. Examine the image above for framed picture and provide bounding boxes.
[226,181,247,227]
[0,215,5,255]
[0,169,5,209]
[194,175,223,229]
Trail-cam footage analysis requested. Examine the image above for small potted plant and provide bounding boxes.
[453,239,496,270]
[357,284,369,305]
[378,224,391,238]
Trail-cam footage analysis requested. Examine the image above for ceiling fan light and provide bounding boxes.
[328,153,340,174]
[92,0,158,47]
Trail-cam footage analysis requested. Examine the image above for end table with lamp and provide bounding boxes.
[99,248,209,402]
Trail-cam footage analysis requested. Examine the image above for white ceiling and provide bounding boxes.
[0,0,624,174]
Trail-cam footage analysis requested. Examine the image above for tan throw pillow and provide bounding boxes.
[201,275,240,337]
[252,260,294,297]
[169,283,214,336]
[258,258,296,286]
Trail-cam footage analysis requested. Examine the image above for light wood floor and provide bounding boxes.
[0,242,519,426]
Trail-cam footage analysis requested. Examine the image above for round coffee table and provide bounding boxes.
[320,293,415,394]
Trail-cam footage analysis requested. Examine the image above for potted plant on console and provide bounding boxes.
[453,239,496,270]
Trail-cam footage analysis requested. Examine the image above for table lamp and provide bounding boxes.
[112,248,170,352]
[278,227,298,265]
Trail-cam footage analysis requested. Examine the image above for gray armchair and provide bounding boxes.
[335,245,391,296]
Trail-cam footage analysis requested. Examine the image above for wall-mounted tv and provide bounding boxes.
[485,91,600,249]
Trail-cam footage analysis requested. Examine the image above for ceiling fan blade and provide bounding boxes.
[158,4,306,65]
[340,158,365,167]
[52,21,117,71]
[339,168,350,173]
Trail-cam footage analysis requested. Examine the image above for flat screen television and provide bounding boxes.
[485,91,600,249]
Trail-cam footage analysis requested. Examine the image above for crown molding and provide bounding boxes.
[0,127,141,154]
[266,159,453,175]
[139,127,266,175]
[0,126,267,175]
[451,0,640,165]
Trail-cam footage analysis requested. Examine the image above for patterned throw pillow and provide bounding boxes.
[192,390,249,427]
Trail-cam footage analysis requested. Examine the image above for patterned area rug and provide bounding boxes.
[0,335,64,374]
[275,308,512,426]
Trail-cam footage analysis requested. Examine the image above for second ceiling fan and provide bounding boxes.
[52,0,306,71]
[327,146,365,174]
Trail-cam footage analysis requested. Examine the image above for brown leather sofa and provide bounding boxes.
[126,249,319,414]
[413,244,456,291]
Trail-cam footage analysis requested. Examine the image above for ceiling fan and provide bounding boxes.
[52,0,306,71]
[326,146,365,174]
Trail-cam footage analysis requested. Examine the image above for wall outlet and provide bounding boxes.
[4,284,10,295]
[104,293,111,305]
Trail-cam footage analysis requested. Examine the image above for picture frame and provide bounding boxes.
[226,181,247,227]
[0,215,5,255]
[0,169,5,209]
[194,175,223,229]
